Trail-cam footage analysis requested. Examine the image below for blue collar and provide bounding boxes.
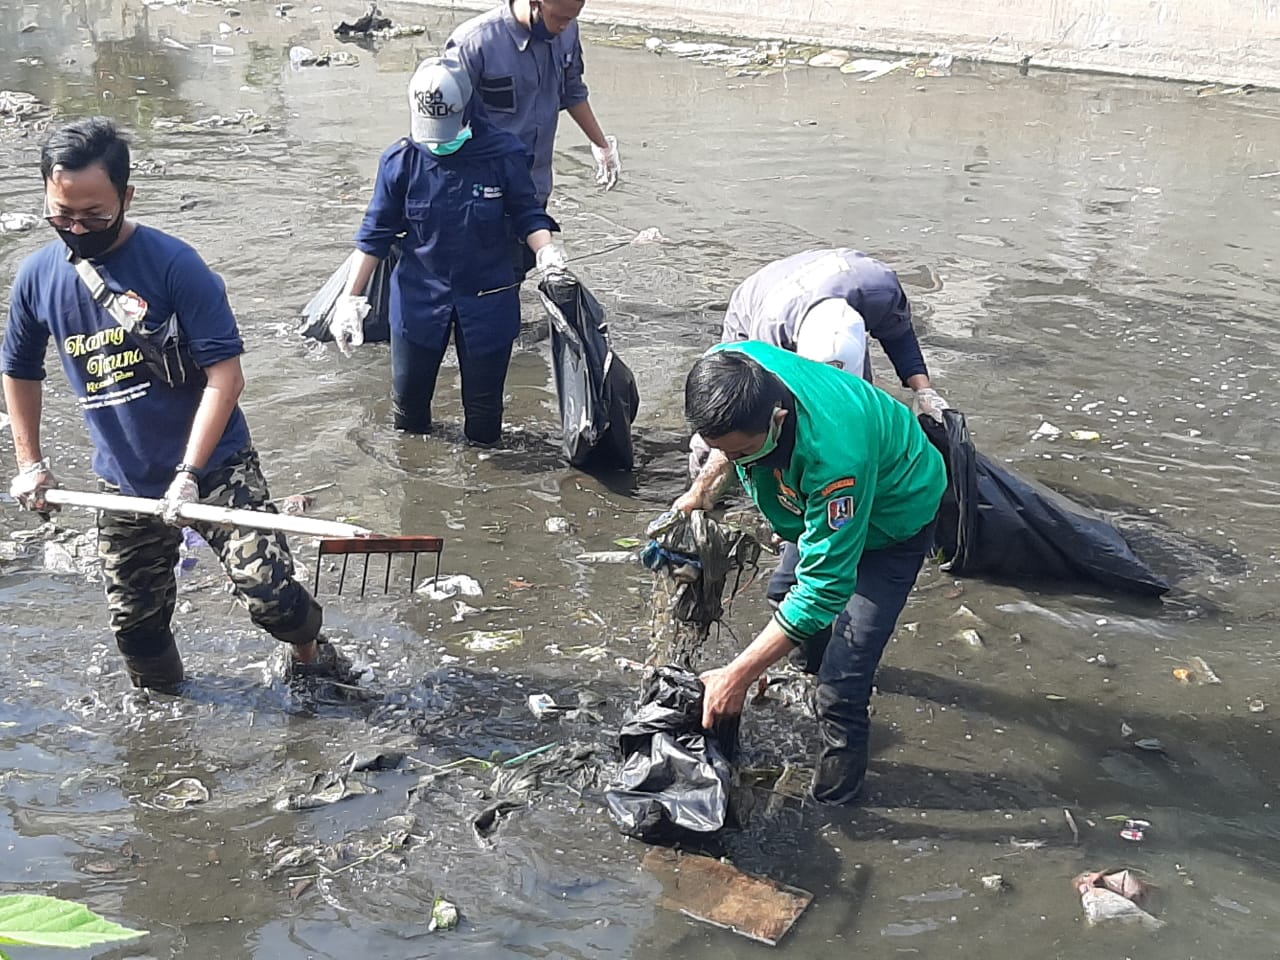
[500,0,532,51]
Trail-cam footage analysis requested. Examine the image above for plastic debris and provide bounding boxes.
[1032,421,1062,440]
[288,45,314,66]
[0,212,40,232]
[460,629,524,653]
[807,49,850,68]
[1069,429,1101,441]
[416,574,482,601]
[275,770,376,811]
[155,777,210,809]
[981,874,1006,891]
[1248,698,1265,713]
[1120,818,1150,841]
[1132,738,1165,753]
[428,897,459,932]
[160,36,190,50]
[576,550,636,564]
[450,601,480,623]
[527,693,561,718]
[544,516,573,534]
[280,494,313,515]
[1187,655,1221,684]
[1172,667,1192,682]
[915,53,953,77]
[630,227,671,245]
[957,628,984,648]
[1075,870,1163,929]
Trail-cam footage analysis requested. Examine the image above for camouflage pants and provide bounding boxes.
[97,447,323,658]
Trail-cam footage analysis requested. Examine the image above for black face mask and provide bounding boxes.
[55,206,125,261]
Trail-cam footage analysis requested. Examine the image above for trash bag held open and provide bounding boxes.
[298,242,399,344]
[605,665,736,842]
[921,408,1169,597]
[538,274,640,471]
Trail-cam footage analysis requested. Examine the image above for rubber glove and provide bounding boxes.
[331,295,370,357]
[162,470,200,526]
[913,386,950,423]
[9,457,58,513]
[535,243,569,280]
[591,135,621,190]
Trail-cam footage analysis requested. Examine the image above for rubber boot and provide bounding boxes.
[122,644,185,694]
[809,721,870,806]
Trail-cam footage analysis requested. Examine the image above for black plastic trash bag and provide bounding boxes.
[605,665,736,842]
[538,274,640,471]
[298,243,398,344]
[921,408,1170,597]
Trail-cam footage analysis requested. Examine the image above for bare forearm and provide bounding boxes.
[526,228,553,254]
[182,359,244,469]
[342,252,382,298]
[692,446,733,502]
[3,375,44,466]
[566,101,607,149]
[907,374,933,391]
[726,618,796,688]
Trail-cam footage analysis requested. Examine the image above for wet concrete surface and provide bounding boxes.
[2,1,1280,957]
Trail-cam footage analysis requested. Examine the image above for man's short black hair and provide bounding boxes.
[685,349,786,439]
[40,117,131,195]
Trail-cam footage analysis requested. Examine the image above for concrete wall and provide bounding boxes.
[431,0,1280,88]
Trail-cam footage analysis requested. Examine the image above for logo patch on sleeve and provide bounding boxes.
[820,477,857,497]
[827,496,855,530]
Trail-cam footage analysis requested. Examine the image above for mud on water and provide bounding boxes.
[2,1,1280,956]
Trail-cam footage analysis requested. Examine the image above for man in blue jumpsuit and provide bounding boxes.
[447,0,620,275]
[330,57,562,444]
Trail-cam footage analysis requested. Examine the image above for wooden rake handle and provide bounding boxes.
[43,488,373,539]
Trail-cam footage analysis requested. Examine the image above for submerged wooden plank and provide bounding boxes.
[643,847,813,946]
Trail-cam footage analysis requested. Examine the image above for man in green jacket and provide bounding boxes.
[675,340,946,804]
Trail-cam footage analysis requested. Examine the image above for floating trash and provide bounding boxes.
[416,574,482,601]
[460,629,524,653]
[428,897,459,931]
[155,777,210,809]
[0,212,40,232]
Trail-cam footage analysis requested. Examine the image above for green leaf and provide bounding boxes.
[0,895,146,949]
[613,537,643,548]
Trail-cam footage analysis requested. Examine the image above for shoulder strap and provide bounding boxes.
[68,252,144,335]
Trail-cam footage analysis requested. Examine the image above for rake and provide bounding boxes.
[42,488,443,597]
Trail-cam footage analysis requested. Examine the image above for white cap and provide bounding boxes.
[408,56,472,146]
[795,298,868,374]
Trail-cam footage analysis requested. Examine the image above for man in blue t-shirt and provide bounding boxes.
[1,117,348,693]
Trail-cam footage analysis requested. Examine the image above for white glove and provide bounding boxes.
[913,386,950,423]
[535,243,569,280]
[162,470,200,526]
[9,457,58,513]
[591,135,621,190]
[331,295,370,358]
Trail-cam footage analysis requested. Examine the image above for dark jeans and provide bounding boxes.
[391,313,514,444]
[769,524,935,804]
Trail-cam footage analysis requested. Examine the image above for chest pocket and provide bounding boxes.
[479,75,516,114]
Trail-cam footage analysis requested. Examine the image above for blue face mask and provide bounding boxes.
[529,2,555,40]
[732,407,783,466]
[426,125,473,156]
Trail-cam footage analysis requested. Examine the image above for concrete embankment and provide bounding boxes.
[427,0,1280,88]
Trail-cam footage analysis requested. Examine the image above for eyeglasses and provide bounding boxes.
[43,212,118,232]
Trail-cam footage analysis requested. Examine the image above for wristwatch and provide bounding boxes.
[175,462,202,477]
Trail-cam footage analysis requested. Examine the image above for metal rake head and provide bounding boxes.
[313,535,444,597]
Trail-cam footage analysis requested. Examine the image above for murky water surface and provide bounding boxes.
[2,2,1280,956]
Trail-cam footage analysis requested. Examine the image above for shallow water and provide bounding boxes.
[2,2,1279,957]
